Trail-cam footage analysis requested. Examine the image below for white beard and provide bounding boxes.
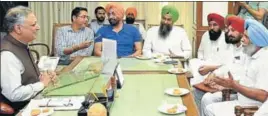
[243,43,258,56]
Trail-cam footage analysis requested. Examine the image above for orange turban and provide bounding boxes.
[105,3,124,20]
[227,16,245,33]
[125,7,137,18]
[207,13,225,29]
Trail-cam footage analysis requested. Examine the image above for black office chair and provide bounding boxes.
[28,43,50,64]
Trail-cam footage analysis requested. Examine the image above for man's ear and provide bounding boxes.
[72,16,76,22]
[13,25,22,34]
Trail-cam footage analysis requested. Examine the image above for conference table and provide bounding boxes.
[18,56,199,116]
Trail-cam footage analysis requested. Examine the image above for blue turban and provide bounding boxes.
[244,19,268,47]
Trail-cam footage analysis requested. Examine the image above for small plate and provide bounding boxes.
[22,107,54,116]
[165,87,190,96]
[158,103,187,114]
[135,56,151,60]
[168,68,187,74]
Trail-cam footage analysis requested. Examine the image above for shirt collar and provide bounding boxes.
[252,47,266,59]
[67,25,85,32]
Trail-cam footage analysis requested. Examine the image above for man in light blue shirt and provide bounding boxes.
[55,7,94,64]
[235,2,268,21]
[90,6,109,36]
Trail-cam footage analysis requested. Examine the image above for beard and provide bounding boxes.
[225,32,242,44]
[126,17,135,24]
[243,43,258,56]
[209,29,222,41]
[109,18,119,26]
[158,23,172,39]
[96,16,105,22]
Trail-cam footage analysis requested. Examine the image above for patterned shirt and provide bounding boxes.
[55,25,94,62]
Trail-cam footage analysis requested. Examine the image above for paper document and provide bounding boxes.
[102,38,117,59]
[38,56,60,71]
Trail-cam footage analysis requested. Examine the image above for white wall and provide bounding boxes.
[202,2,228,26]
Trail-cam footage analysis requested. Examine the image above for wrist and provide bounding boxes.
[231,81,239,90]
[72,45,79,51]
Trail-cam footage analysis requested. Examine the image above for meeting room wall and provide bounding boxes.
[28,2,194,57]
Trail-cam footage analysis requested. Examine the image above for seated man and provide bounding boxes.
[189,13,230,85]
[194,16,249,116]
[125,7,146,40]
[90,6,109,36]
[55,7,94,64]
[94,3,142,58]
[254,99,268,116]
[1,6,54,115]
[143,5,192,59]
[204,19,268,116]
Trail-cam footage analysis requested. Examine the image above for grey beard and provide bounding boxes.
[243,43,258,56]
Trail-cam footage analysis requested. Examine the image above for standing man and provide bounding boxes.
[142,5,192,59]
[1,6,54,115]
[90,6,109,36]
[55,7,94,64]
[125,7,146,40]
[94,3,142,58]
[234,2,268,21]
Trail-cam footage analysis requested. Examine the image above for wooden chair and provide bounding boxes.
[221,89,259,116]
[0,89,14,115]
[51,23,72,56]
[0,102,14,115]
[52,23,94,57]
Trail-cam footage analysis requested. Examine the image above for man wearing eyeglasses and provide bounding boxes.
[55,7,94,64]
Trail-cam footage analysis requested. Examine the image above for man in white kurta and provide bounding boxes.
[204,19,268,116]
[142,5,192,59]
[194,16,248,116]
[189,13,231,85]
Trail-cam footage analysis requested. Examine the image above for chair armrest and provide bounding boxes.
[0,102,14,115]
[234,105,258,116]
[29,43,50,56]
[244,109,257,116]
[30,49,40,64]
[222,89,237,101]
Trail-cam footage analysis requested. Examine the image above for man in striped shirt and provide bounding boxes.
[55,7,94,64]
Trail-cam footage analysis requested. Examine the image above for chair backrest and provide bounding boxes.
[147,24,184,29]
[29,49,40,64]
[51,23,72,56]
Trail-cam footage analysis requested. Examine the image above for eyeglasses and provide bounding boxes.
[77,15,89,19]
